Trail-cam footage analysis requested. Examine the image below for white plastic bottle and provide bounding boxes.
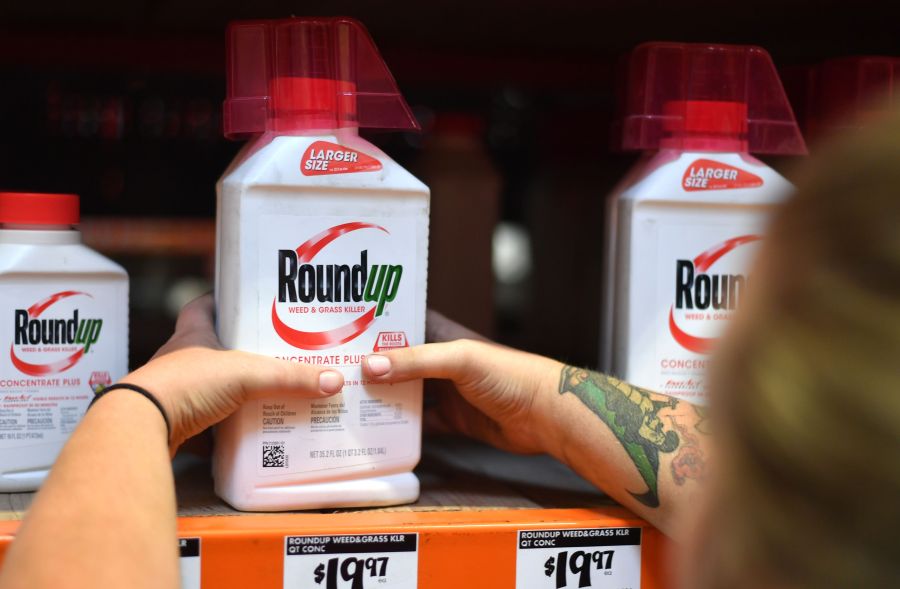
[601,43,807,403]
[0,192,128,491]
[213,18,429,511]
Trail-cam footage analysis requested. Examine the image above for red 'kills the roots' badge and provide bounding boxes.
[373,332,408,352]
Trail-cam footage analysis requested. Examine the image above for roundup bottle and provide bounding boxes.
[213,17,429,510]
[0,192,128,491]
[600,43,806,403]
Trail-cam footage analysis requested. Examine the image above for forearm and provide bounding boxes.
[363,327,709,536]
[0,294,337,588]
[533,364,710,538]
[0,390,179,589]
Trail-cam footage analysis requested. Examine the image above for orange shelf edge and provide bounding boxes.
[0,507,674,588]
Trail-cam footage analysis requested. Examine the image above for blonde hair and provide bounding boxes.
[702,112,900,588]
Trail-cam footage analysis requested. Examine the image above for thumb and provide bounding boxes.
[361,341,474,384]
[225,350,345,397]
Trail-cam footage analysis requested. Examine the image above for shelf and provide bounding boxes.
[80,217,215,257]
[0,438,673,588]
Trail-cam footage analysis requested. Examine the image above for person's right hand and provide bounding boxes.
[122,294,344,450]
[361,311,564,455]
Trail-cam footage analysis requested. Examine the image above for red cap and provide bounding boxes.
[808,56,900,138]
[0,193,80,225]
[615,42,806,154]
[223,17,419,138]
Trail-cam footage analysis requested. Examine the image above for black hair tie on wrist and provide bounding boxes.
[88,383,172,442]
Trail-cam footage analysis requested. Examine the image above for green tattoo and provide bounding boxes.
[559,366,679,508]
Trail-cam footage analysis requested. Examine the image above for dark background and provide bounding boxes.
[1,1,897,367]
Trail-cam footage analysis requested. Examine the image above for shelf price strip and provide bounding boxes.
[516,527,641,589]
[179,537,201,589]
[284,533,418,589]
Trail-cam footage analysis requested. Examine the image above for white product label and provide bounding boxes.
[179,538,201,589]
[257,215,419,475]
[516,527,641,589]
[284,534,418,589]
[0,284,123,450]
[654,223,763,401]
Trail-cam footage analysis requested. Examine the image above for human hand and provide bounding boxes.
[361,310,563,455]
[123,294,344,449]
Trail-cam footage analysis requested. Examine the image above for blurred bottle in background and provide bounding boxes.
[806,56,899,141]
[601,42,806,402]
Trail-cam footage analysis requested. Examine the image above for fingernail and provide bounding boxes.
[319,370,344,395]
[365,354,391,376]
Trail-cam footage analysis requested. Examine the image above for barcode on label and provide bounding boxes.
[263,443,286,467]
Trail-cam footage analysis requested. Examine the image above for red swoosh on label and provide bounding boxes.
[28,290,89,317]
[295,222,388,263]
[693,235,761,273]
[271,301,377,350]
[11,346,85,376]
[668,307,715,354]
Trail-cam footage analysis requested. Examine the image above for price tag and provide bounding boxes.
[284,533,418,589]
[179,538,201,589]
[516,527,641,589]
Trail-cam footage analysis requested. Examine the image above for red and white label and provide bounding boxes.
[668,235,761,354]
[260,214,416,360]
[1,282,123,450]
[653,222,765,402]
[256,213,420,476]
[682,159,763,191]
[373,331,409,352]
[301,141,382,176]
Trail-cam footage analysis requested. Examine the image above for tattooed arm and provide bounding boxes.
[556,367,708,522]
[362,311,710,537]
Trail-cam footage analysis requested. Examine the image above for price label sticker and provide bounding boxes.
[179,538,201,589]
[284,533,418,589]
[516,527,641,589]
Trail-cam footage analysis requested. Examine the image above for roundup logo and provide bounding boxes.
[669,235,760,354]
[272,222,402,350]
[10,291,103,376]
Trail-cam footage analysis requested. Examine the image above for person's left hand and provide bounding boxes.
[122,294,344,449]
[362,310,563,455]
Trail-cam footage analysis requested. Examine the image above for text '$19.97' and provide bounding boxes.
[544,549,616,588]
[314,556,389,589]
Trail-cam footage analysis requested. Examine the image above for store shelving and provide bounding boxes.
[0,438,674,588]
